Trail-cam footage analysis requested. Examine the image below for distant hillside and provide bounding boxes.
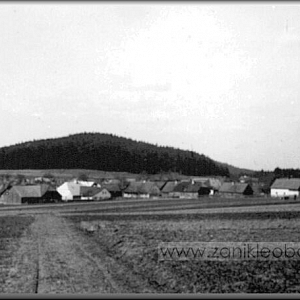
[214,161,255,177]
[0,132,230,177]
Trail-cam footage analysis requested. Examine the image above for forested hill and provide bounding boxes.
[0,132,230,177]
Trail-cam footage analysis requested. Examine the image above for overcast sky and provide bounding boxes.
[0,3,299,171]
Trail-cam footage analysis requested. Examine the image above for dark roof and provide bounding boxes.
[101,183,121,192]
[123,182,143,193]
[12,185,47,198]
[0,183,12,196]
[139,182,160,194]
[80,186,104,197]
[219,182,252,194]
[173,182,190,192]
[185,182,210,193]
[161,181,178,193]
[124,181,160,195]
[154,181,168,190]
[271,178,300,190]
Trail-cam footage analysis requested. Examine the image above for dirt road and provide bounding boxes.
[2,213,122,294]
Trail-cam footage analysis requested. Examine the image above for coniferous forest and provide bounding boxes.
[0,132,230,177]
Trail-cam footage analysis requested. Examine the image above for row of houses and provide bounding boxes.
[1,177,299,205]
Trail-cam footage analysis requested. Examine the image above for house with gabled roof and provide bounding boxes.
[169,181,211,198]
[101,183,122,198]
[170,181,190,198]
[80,186,111,201]
[160,181,179,198]
[219,182,253,197]
[123,181,142,198]
[139,182,161,198]
[153,181,167,190]
[270,178,300,199]
[123,181,161,198]
[57,181,81,201]
[0,184,62,205]
[185,182,211,198]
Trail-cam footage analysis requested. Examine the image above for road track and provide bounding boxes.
[1,214,122,294]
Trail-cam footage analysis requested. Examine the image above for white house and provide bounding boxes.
[270,178,300,199]
[57,182,82,201]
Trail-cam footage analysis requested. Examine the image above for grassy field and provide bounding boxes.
[0,215,34,293]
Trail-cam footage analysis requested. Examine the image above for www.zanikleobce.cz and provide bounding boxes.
[158,242,300,261]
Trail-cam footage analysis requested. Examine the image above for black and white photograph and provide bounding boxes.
[0,1,300,295]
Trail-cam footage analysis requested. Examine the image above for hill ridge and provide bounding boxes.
[0,132,252,176]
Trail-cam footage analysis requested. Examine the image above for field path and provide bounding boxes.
[3,214,121,294]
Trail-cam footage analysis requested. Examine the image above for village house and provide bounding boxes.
[160,181,179,198]
[192,177,223,195]
[170,181,190,198]
[153,181,167,190]
[139,182,161,198]
[80,186,111,201]
[0,184,62,205]
[218,182,254,197]
[186,182,211,197]
[170,181,211,198]
[123,181,161,198]
[57,181,82,201]
[101,183,123,198]
[270,178,300,199]
[92,188,111,201]
[123,181,141,198]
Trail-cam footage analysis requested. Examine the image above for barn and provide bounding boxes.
[171,182,190,198]
[170,182,211,198]
[101,183,122,198]
[57,181,82,201]
[160,181,179,198]
[138,182,161,198]
[270,178,300,199]
[0,184,62,205]
[219,182,253,197]
[186,182,211,197]
[80,186,111,200]
[92,188,111,201]
[123,182,142,198]
[123,181,161,198]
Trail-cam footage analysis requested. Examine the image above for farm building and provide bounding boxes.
[80,186,111,200]
[123,181,141,198]
[101,183,122,198]
[0,184,62,205]
[192,177,223,194]
[153,181,167,190]
[170,182,211,198]
[123,181,161,198]
[219,182,253,197]
[92,188,111,200]
[160,181,179,197]
[270,178,300,199]
[57,181,82,201]
[139,182,161,198]
[186,182,211,197]
[170,182,190,198]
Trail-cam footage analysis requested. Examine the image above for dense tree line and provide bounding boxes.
[274,167,300,179]
[0,132,229,177]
